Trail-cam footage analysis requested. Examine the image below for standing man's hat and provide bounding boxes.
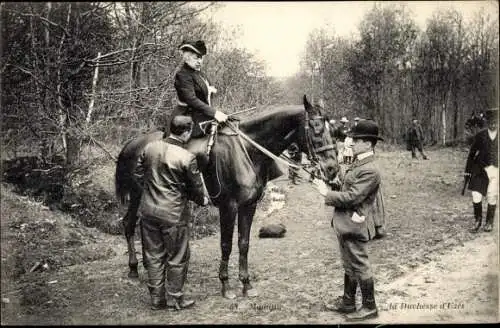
[349,120,384,141]
[354,117,360,121]
[485,107,498,121]
[179,40,207,56]
[340,117,349,123]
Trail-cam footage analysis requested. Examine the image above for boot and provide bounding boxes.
[149,286,166,311]
[470,202,482,233]
[346,278,378,321]
[167,294,195,311]
[483,204,496,232]
[325,274,357,313]
[374,226,386,239]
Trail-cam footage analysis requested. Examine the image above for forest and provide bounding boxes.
[1,2,498,165]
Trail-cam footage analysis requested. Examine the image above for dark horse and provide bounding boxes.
[115,95,338,299]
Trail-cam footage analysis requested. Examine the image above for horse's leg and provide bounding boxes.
[218,199,238,299]
[238,202,258,297]
[123,191,140,279]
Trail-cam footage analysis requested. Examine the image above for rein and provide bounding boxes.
[225,121,300,169]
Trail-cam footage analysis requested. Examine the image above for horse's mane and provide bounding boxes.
[239,105,305,134]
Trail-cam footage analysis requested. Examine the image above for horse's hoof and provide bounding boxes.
[222,289,237,299]
[128,270,139,279]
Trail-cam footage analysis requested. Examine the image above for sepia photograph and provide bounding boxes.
[1,1,498,324]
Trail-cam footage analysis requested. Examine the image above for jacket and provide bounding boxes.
[135,137,207,225]
[465,129,498,175]
[172,63,216,137]
[408,124,424,145]
[324,154,384,241]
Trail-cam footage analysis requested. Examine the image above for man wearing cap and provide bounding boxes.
[407,118,428,160]
[313,120,386,321]
[465,108,498,233]
[170,40,229,138]
[135,115,210,311]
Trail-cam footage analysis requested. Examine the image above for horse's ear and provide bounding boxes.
[303,95,313,112]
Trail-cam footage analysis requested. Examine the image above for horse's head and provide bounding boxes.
[299,95,339,181]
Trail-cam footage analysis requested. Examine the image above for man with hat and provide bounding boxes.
[313,119,386,321]
[465,107,498,232]
[169,40,229,138]
[135,115,210,310]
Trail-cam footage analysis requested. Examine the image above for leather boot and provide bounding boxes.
[346,278,378,321]
[374,226,386,239]
[483,204,496,232]
[167,295,196,311]
[325,274,357,313]
[149,286,166,311]
[470,202,482,233]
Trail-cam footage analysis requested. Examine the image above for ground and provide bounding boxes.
[1,148,498,324]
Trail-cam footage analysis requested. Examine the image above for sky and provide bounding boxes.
[206,1,498,77]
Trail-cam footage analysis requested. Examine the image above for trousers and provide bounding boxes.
[140,216,190,297]
[336,231,372,280]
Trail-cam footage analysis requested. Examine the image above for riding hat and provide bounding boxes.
[179,40,207,56]
[354,117,360,121]
[349,120,384,141]
[340,117,349,123]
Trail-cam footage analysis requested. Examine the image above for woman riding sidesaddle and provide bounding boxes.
[168,39,283,182]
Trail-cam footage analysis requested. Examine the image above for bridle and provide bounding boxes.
[302,111,337,180]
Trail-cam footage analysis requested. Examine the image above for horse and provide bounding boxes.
[114,95,339,299]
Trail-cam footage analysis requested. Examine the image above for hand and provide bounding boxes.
[202,196,210,206]
[208,86,218,94]
[214,110,228,123]
[464,172,471,177]
[312,178,329,196]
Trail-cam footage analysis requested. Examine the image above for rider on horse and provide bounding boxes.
[168,40,228,145]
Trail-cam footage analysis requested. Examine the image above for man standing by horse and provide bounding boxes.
[465,108,498,233]
[135,115,210,311]
[313,120,385,321]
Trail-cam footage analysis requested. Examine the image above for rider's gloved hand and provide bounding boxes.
[214,111,228,123]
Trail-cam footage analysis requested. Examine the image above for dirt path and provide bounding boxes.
[2,150,499,324]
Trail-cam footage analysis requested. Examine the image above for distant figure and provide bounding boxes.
[465,108,498,233]
[334,117,350,163]
[407,119,428,160]
[287,142,302,185]
[343,136,354,164]
[353,117,361,127]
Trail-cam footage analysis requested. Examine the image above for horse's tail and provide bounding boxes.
[115,141,135,206]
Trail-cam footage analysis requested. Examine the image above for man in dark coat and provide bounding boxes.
[170,40,228,138]
[135,116,210,310]
[407,119,428,160]
[465,108,498,233]
[313,120,385,321]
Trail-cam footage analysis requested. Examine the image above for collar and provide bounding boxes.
[166,135,186,147]
[357,150,374,161]
[351,151,375,168]
[488,129,497,140]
